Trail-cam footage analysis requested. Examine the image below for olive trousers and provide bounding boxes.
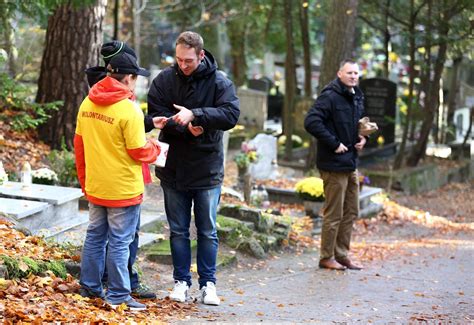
[319,170,359,261]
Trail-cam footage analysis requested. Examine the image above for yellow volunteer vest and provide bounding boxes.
[75,97,146,200]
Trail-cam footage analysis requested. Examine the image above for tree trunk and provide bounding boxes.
[113,0,119,40]
[0,1,17,78]
[393,0,416,169]
[307,0,358,169]
[36,0,106,150]
[283,0,297,160]
[227,8,249,87]
[299,0,312,97]
[406,3,449,167]
[444,56,462,143]
[317,0,358,94]
[458,108,473,159]
[382,0,391,78]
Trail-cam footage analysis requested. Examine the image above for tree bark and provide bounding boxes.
[382,0,391,78]
[317,0,359,94]
[36,0,107,150]
[0,1,17,78]
[283,0,297,160]
[299,0,312,97]
[444,56,462,143]
[406,1,451,167]
[393,0,416,169]
[227,5,249,88]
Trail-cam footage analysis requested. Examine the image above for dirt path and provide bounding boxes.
[138,181,474,323]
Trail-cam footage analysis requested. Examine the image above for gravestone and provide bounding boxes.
[248,79,270,93]
[268,94,283,121]
[359,78,397,147]
[237,88,268,130]
[0,182,85,236]
[248,134,278,179]
[453,107,472,143]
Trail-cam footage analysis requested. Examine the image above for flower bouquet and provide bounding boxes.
[234,142,259,172]
[358,173,370,191]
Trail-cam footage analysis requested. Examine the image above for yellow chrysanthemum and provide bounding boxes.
[400,104,408,115]
[295,177,325,201]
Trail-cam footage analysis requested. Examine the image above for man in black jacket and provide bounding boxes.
[304,59,366,271]
[145,31,239,305]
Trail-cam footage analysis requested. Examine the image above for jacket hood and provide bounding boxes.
[174,49,217,80]
[321,78,363,98]
[88,76,134,105]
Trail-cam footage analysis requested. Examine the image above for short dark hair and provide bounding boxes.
[339,59,357,70]
[175,31,204,55]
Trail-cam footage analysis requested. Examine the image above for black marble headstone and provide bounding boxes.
[359,78,397,147]
[248,79,270,93]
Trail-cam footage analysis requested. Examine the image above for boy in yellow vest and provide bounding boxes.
[74,49,167,310]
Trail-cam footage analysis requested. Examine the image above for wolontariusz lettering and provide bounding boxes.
[82,111,115,124]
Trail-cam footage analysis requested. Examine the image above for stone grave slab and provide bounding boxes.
[0,197,50,219]
[0,182,83,205]
[0,182,84,236]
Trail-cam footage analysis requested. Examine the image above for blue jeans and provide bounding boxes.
[162,185,221,288]
[102,217,140,290]
[80,203,141,304]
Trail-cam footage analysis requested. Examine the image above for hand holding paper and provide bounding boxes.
[153,116,169,129]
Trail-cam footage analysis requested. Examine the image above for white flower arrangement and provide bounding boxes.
[32,167,58,185]
[0,167,7,185]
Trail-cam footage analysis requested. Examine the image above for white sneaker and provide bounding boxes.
[169,281,189,302]
[200,281,220,306]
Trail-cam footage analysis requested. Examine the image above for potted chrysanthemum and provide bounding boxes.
[295,177,325,217]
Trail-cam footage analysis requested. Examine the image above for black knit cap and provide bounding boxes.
[107,52,150,77]
[101,41,137,65]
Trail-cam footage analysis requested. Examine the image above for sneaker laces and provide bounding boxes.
[173,281,188,292]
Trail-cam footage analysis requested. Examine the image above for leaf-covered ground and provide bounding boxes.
[0,121,51,175]
[0,221,203,323]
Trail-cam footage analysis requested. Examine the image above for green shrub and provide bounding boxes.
[0,73,62,131]
[48,139,79,187]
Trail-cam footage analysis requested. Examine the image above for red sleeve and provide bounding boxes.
[126,139,161,164]
[73,134,86,193]
[142,163,152,184]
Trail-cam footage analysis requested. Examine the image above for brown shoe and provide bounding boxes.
[336,258,363,270]
[319,258,347,270]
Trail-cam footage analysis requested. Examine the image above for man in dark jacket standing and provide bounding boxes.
[145,31,239,305]
[304,59,366,271]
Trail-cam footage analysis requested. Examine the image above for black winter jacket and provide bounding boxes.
[145,50,240,190]
[304,78,365,172]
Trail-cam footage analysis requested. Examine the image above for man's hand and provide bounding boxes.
[335,143,349,154]
[354,135,367,151]
[188,122,204,137]
[153,116,168,129]
[172,104,195,126]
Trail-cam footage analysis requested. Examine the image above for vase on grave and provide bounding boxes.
[237,165,248,182]
[303,200,324,218]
